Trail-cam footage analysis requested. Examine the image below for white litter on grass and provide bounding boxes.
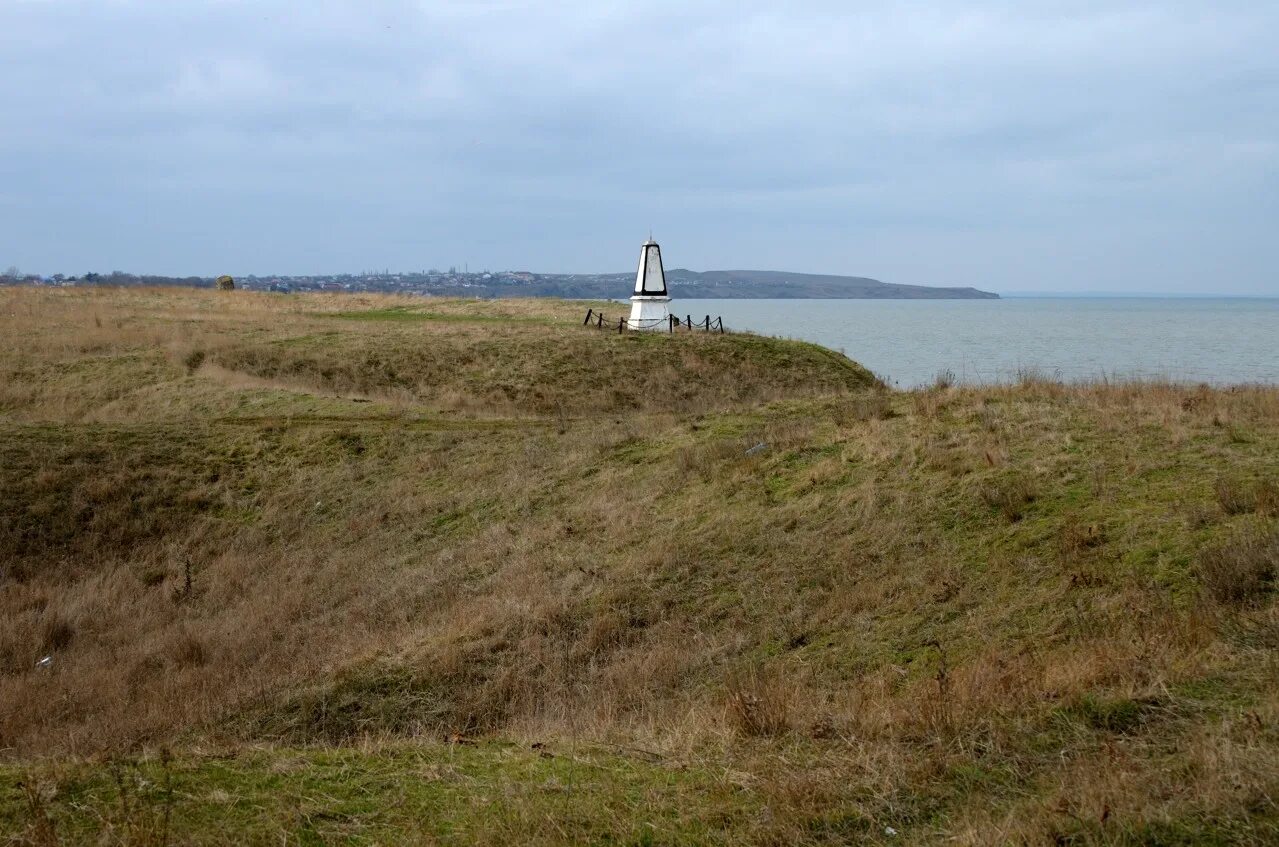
[885,826,898,837]
[35,655,53,670]
[744,442,768,456]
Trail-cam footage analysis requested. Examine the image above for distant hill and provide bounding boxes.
[672,269,997,299]
[536,269,999,299]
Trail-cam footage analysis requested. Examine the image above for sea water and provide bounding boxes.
[671,298,1279,389]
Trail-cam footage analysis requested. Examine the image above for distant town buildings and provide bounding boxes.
[0,269,639,298]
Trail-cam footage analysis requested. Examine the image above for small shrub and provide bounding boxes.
[932,369,956,391]
[1196,526,1278,608]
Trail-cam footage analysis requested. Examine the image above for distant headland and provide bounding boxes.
[666,269,997,299]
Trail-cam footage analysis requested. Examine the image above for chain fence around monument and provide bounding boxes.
[582,308,725,334]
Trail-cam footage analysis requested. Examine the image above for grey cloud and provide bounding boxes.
[0,0,1276,292]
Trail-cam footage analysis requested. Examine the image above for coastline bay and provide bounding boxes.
[669,297,1279,388]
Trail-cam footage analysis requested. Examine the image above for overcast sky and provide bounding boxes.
[2,1,1276,293]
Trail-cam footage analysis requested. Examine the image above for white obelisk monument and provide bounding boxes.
[627,238,671,330]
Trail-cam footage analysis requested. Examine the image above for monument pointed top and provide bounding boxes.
[633,238,668,297]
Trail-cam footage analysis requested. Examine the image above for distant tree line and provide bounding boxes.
[77,271,214,287]
[0,268,214,287]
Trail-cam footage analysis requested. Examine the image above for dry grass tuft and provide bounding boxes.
[39,613,76,653]
[181,348,205,375]
[1216,476,1279,516]
[168,629,209,668]
[1060,515,1107,557]
[725,668,792,737]
[979,475,1038,522]
[19,777,60,847]
[1196,526,1278,608]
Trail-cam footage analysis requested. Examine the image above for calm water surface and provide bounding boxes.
[672,298,1279,389]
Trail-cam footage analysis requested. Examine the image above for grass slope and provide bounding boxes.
[1,287,1276,845]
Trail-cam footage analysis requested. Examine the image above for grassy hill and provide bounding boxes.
[1,287,1275,845]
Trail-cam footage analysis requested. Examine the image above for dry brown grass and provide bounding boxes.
[1,286,1277,843]
[1217,476,1279,516]
[978,475,1038,522]
[724,667,793,738]
[1196,525,1279,608]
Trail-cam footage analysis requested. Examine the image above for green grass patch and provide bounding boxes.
[1,744,759,846]
[1058,694,1154,734]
